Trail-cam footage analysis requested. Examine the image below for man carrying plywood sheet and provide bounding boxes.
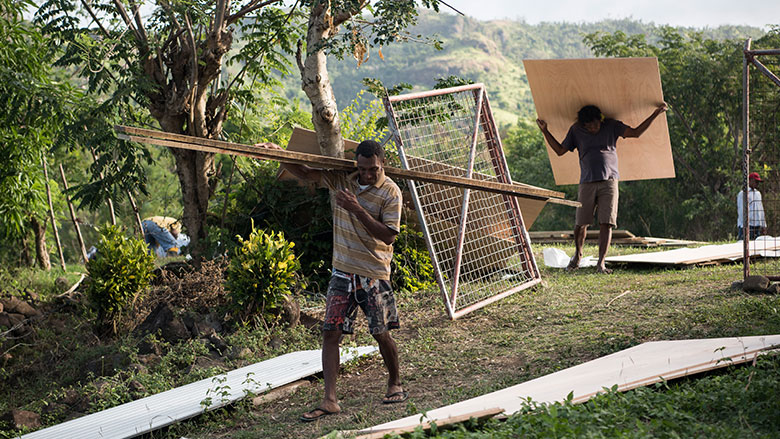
[255,139,408,421]
[536,103,667,273]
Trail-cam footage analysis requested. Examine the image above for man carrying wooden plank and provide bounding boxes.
[536,103,667,273]
[256,139,408,421]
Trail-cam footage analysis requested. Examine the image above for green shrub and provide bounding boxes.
[217,163,333,294]
[225,224,301,324]
[86,225,155,333]
[391,225,435,294]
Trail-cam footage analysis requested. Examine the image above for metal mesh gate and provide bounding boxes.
[742,40,780,280]
[383,84,541,319]
[743,171,780,279]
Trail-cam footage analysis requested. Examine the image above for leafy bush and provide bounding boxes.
[214,159,332,294]
[225,224,301,324]
[86,225,155,333]
[391,225,435,294]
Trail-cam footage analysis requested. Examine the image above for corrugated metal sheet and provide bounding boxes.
[20,346,377,439]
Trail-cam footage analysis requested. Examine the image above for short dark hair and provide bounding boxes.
[577,105,602,124]
[355,139,384,161]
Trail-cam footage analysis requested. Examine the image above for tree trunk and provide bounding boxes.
[157,116,215,264]
[20,236,33,267]
[30,217,51,270]
[143,19,232,265]
[298,3,346,159]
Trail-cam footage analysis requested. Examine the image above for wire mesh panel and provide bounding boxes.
[384,84,541,319]
[743,171,780,279]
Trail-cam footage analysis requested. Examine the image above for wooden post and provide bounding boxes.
[743,39,751,280]
[89,149,116,225]
[42,156,66,271]
[220,156,237,229]
[127,190,144,239]
[59,164,89,264]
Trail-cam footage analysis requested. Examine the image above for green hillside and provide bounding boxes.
[282,11,764,127]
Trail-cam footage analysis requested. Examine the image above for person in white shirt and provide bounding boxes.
[737,172,767,240]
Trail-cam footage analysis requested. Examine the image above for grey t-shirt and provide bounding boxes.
[561,119,628,183]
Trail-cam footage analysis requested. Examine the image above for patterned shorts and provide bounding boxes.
[323,269,400,335]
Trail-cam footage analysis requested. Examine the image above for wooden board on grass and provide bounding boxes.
[345,336,780,437]
[529,230,706,248]
[606,240,780,265]
[523,57,675,185]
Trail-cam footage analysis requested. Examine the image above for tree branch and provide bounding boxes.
[227,0,285,25]
[184,11,199,134]
[224,1,300,96]
[332,0,368,27]
[110,0,144,47]
[79,0,111,39]
[214,0,228,35]
[296,39,305,76]
[158,0,184,35]
[127,0,149,47]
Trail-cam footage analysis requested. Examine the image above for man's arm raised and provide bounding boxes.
[623,104,668,138]
[254,141,322,183]
[536,119,568,156]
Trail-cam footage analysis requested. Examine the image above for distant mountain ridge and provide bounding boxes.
[282,11,763,126]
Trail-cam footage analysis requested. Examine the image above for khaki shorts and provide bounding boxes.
[576,179,618,227]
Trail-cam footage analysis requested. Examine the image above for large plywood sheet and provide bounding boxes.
[351,336,780,437]
[524,57,675,185]
[606,239,780,265]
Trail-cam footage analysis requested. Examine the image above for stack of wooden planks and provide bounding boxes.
[529,230,705,248]
[114,125,579,206]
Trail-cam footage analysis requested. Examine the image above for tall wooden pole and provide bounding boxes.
[42,156,66,271]
[743,38,751,280]
[59,164,89,264]
[127,190,144,239]
[89,149,116,226]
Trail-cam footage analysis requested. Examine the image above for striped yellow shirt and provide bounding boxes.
[321,169,402,280]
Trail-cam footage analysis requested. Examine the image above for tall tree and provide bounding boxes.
[296,0,441,158]
[36,0,303,259]
[0,0,78,269]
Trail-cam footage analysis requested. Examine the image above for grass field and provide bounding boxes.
[190,243,780,438]
[2,242,779,438]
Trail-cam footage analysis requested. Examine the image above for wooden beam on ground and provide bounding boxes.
[114,125,579,206]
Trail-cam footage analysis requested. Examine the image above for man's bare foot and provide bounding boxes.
[565,256,580,272]
[596,265,613,274]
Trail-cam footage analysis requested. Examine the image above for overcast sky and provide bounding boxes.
[441,0,780,29]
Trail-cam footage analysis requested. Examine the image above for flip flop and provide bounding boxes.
[382,390,409,404]
[299,407,337,422]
